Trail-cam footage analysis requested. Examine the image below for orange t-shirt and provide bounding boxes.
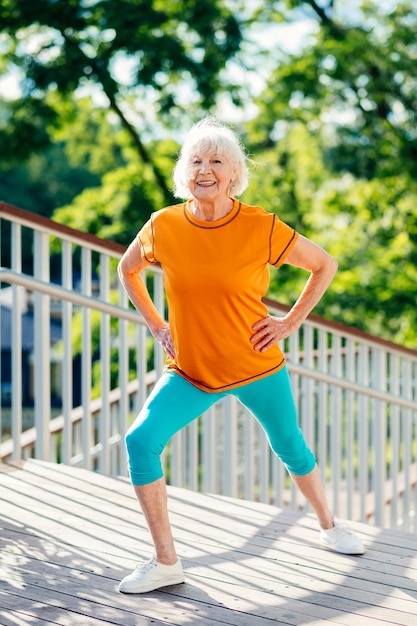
[137,199,298,392]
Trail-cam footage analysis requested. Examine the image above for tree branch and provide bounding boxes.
[305,0,333,24]
[104,88,173,203]
[62,32,173,204]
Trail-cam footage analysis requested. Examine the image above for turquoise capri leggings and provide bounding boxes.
[125,366,316,486]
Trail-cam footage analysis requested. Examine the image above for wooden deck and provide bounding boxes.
[0,460,416,626]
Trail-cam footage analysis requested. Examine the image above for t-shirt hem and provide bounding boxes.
[165,359,286,393]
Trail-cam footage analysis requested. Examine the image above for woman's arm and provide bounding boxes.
[251,234,338,352]
[118,240,175,358]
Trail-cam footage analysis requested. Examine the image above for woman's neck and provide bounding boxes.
[190,197,233,222]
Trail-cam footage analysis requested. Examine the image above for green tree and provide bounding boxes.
[306,174,417,346]
[250,0,417,180]
[51,97,179,242]
[242,0,417,347]
[0,0,243,202]
[53,156,168,245]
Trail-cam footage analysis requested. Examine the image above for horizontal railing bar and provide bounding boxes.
[0,269,145,324]
[266,298,417,360]
[287,362,417,411]
[0,375,156,460]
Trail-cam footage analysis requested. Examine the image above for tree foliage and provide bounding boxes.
[0,0,242,202]
[250,0,417,180]
[242,0,417,347]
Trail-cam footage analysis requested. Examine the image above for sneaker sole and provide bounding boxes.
[119,574,185,594]
[321,541,365,555]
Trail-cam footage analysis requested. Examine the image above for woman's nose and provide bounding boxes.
[199,162,211,173]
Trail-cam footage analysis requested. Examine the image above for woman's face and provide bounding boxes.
[187,149,236,203]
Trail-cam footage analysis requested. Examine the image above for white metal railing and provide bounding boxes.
[1,202,417,532]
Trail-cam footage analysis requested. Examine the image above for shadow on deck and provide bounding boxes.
[0,460,416,625]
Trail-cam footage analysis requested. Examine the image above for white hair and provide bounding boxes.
[173,117,250,199]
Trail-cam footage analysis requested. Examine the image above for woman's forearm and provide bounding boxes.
[119,269,166,336]
[284,258,338,331]
[117,240,167,338]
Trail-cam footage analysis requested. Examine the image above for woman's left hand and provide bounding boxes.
[250,315,295,352]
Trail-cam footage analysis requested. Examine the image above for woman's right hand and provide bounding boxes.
[154,323,176,359]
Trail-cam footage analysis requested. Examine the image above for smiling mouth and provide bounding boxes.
[197,181,216,187]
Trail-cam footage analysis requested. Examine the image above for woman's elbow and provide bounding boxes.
[117,256,127,281]
[327,254,338,279]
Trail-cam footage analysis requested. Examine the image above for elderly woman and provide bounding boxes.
[117,118,364,594]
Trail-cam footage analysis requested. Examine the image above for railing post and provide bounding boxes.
[11,223,23,460]
[330,334,342,516]
[401,359,412,532]
[61,240,73,465]
[358,344,370,522]
[390,354,400,528]
[345,338,356,520]
[118,283,129,475]
[98,253,110,475]
[188,420,199,491]
[244,408,255,501]
[34,230,51,460]
[301,325,315,450]
[373,347,387,527]
[136,322,148,415]
[81,248,93,470]
[202,405,217,493]
[288,329,300,508]
[259,428,270,504]
[170,430,184,487]
[223,395,238,497]
[317,329,328,486]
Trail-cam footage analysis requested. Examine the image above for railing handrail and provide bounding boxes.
[265,297,417,359]
[0,201,126,256]
[0,268,145,324]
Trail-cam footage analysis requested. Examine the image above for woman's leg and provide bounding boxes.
[125,373,220,562]
[234,368,364,553]
[234,368,332,527]
[133,478,177,564]
[289,465,333,529]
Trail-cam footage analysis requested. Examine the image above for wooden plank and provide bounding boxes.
[5,544,417,623]
[0,563,385,626]
[2,528,416,616]
[3,490,415,598]
[0,592,168,626]
[1,459,417,626]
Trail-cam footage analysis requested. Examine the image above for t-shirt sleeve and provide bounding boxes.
[137,217,157,264]
[269,215,299,267]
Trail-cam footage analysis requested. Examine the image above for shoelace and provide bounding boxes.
[332,522,354,536]
[135,557,157,573]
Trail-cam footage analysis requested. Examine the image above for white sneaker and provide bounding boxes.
[320,519,365,555]
[118,556,185,594]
